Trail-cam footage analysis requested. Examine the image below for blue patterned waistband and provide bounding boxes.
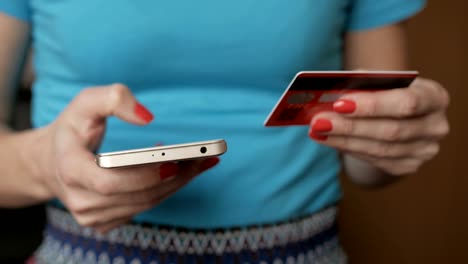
[34,206,346,264]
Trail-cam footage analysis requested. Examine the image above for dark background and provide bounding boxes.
[339,0,468,263]
[0,88,44,263]
[1,0,466,263]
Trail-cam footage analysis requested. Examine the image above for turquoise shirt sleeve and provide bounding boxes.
[0,0,31,22]
[347,0,426,31]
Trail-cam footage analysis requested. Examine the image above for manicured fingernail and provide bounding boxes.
[309,131,328,141]
[159,163,180,180]
[334,99,356,114]
[312,119,333,133]
[200,157,220,172]
[134,102,154,123]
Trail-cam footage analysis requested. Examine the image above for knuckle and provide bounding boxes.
[342,119,355,135]
[427,80,450,107]
[408,159,423,173]
[373,142,393,158]
[405,162,422,175]
[434,82,450,109]
[67,198,88,214]
[111,83,128,93]
[60,171,75,186]
[420,79,450,110]
[377,158,422,176]
[382,123,402,141]
[436,120,450,138]
[400,93,418,117]
[334,136,351,153]
[74,214,96,228]
[93,180,115,196]
[108,83,128,108]
[441,89,451,109]
[139,191,158,204]
[364,97,378,116]
[393,161,421,176]
[425,144,440,159]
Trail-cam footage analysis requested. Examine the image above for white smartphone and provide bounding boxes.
[95,139,227,168]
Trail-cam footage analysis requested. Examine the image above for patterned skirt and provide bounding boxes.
[32,206,347,264]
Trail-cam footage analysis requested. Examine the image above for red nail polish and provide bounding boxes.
[309,131,328,141]
[200,157,220,172]
[334,99,356,114]
[159,163,180,180]
[134,102,154,123]
[312,119,333,133]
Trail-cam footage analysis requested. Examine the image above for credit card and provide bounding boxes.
[264,71,418,127]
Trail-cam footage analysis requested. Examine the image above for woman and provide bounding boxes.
[0,0,449,263]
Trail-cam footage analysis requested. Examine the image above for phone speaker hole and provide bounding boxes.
[162,152,165,156]
[200,147,207,154]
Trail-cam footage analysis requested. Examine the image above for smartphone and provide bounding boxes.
[95,139,227,168]
[264,70,419,126]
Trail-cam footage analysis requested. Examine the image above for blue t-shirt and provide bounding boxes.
[1,0,424,228]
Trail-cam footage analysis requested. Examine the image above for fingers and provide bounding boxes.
[49,83,222,232]
[69,174,189,228]
[74,203,152,228]
[180,157,220,175]
[317,136,440,161]
[67,157,220,230]
[334,78,450,118]
[308,78,449,177]
[67,161,220,233]
[64,181,169,213]
[64,83,154,128]
[58,147,220,196]
[58,149,176,195]
[310,111,450,142]
[348,152,427,176]
[94,217,132,234]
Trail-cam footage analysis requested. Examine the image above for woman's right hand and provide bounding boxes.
[38,84,219,233]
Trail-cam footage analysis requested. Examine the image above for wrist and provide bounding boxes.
[20,126,55,202]
[343,154,399,188]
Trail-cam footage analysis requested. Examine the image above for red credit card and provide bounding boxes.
[264,71,418,127]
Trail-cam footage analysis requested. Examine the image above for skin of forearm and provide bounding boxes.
[0,127,52,207]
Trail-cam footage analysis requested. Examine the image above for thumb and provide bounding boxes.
[64,83,154,127]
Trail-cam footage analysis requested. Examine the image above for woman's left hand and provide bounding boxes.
[309,77,450,176]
